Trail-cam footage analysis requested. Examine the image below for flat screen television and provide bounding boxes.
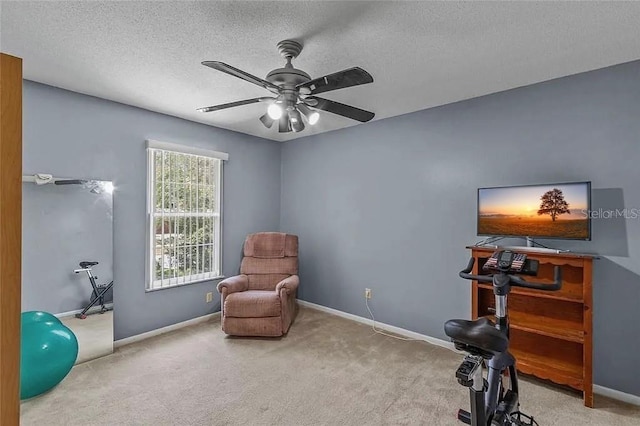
[477,181,591,240]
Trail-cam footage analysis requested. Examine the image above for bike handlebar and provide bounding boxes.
[459,258,563,291]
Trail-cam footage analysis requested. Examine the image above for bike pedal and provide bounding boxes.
[456,409,471,425]
[508,411,538,426]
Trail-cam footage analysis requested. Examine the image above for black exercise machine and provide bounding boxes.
[74,261,114,319]
[445,250,562,425]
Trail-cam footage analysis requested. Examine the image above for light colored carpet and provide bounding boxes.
[21,306,640,425]
[60,310,114,364]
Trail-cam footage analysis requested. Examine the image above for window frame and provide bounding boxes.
[145,140,228,292]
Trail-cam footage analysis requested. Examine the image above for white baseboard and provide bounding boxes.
[297,299,640,407]
[114,312,220,348]
[297,299,456,351]
[593,385,640,407]
[55,303,114,318]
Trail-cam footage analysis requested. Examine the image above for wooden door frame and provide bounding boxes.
[0,52,23,426]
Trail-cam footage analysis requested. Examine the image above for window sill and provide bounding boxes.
[145,275,226,293]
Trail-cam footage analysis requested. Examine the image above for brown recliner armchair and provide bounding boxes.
[217,232,299,337]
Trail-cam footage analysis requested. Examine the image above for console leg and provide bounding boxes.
[584,388,594,408]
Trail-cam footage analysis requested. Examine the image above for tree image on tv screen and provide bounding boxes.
[537,188,570,222]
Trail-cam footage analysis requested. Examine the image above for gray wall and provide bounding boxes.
[280,60,640,396]
[23,81,282,340]
[22,181,113,313]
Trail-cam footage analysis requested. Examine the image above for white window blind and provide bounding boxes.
[146,142,226,290]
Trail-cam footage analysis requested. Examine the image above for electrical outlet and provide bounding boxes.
[206,292,213,303]
[365,288,372,299]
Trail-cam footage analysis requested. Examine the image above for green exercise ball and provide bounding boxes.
[21,310,61,325]
[20,312,78,400]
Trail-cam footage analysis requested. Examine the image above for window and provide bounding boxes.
[146,140,228,290]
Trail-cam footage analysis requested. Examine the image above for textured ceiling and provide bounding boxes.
[2,1,640,142]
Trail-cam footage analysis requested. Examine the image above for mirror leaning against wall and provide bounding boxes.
[22,174,114,364]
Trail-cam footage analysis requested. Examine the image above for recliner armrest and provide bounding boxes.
[217,274,249,294]
[275,275,299,295]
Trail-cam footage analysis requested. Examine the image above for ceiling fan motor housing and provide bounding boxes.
[265,67,310,87]
[266,40,310,87]
[266,40,311,107]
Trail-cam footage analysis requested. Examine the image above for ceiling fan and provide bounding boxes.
[197,39,375,133]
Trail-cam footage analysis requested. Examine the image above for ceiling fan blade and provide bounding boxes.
[306,96,375,123]
[296,67,373,95]
[197,97,273,113]
[279,110,292,133]
[202,61,280,94]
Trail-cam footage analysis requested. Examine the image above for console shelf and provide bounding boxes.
[467,246,595,407]
[480,311,584,343]
[477,283,584,303]
[510,347,584,391]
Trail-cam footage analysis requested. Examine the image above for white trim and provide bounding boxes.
[146,146,154,290]
[215,159,223,279]
[114,312,221,348]
[593,385,640,407]
[145,275,226,292]
[149,273,224,290]
[146,146,223,290]
[296,300,456,351]
[298,300,640,406]
[55,303,114,318]
[146,139,229,161]
[154,212,221,218]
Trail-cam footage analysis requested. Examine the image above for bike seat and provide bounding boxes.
[444,317,508,354]
[79,261,99,268]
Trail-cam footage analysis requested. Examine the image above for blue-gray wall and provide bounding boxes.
[24,59,640,396]
[23,81,282,340]
[281,60,640,396]
[22,181,113,314]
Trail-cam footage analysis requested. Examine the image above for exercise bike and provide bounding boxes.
[74,261,114,319]
[444,250,562,426]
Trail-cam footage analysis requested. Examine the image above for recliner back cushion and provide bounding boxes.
[241,257,298,276]
[246,274,291,291]
[244,233,298,258]
[241,257,298,290]
[240,233,298,291]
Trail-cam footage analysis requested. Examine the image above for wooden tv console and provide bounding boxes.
[466,246,595,407]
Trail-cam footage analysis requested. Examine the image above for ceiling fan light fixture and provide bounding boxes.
[267,103,283,120]
[298,104,320,125]
[259,113,275,128]
[308,111,319,125]
[288,108,305,132]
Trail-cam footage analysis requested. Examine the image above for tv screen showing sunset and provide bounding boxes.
[478,182,590,239]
